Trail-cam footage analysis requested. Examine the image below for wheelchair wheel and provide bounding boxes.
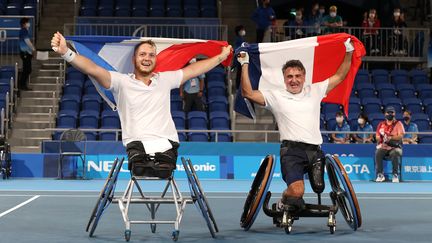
[182,157,217,238]
[88,157,124,237]
[240,155,276,231]
[325,155,362,230]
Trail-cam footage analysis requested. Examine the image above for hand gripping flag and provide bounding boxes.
[66,36,233,110]
[234,33,365,119]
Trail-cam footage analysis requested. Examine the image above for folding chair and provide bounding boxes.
[58,129,87,179]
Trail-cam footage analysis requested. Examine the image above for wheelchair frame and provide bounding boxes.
[0,139,12,179]
[240,154,362,234]
[86,157,218,242]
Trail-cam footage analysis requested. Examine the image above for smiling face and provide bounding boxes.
[133,43,157,76]
[283,67,305,94]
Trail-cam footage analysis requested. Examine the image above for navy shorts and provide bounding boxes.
[280,140,321,186]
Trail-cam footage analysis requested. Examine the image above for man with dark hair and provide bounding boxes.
[251,0,275,43]
[331,111,351,144]
[237,38,354,208]
[51,32,232,175]
[18,17,35,91]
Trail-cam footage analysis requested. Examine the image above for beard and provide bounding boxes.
[135,62,155,76]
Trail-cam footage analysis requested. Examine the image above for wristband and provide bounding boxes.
[61,48,76,63]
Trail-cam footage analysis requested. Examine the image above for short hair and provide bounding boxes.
[336,111,344,117]
[133,40,157,55]
[235,25,244,35]
[20,17,29,26]
[282,60,306,74]
[329,5,337,11]
[403,110,412,116]
[358,112,369,123]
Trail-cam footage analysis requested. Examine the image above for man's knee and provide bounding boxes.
[286,180,304,198]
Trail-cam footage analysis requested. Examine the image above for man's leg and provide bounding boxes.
[375,148,388,175]
[280,148,307,208]
[21,52,32,90]
[193,93,205,111]
[388,148,402,175]
[183,92,193,112]
[282,180,304,200]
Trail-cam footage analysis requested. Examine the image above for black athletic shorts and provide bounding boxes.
[280,140,321,186]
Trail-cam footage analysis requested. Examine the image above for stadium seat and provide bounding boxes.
[6,3,22,15]
[101,110,120,128]
[99,131,118,141]
[416,84,432,100]
[371,69,389,84]
[80,6,97,16]
[57,110,78,128]
[210,132,232,142]
[382,98,403,113]
[166,0,182,17]
[200,0,217,17]
[63,82,83,97]
[375,83,396,99]
[60,94,81,113]
[418,130,432,144]
[178,132,187,141]
[411,113,431,131]
[183,5,199,17]
[208,96,228,112]
[81,94,101,112]
[348,97,361,114]
[132,5,148,16]
[83,80,98,95]
[170,95,183,111]
[423,98,432,117]
[354,69,369,84]
[22,3,36,16]
[98,5,114,16]
[188,132,209,142]
[187,111,208,129]
[362,97,382,114]
[207,82,226,97]
[0,83,10,94]
[81,0,98,8]
[171,110,186,129]
[368,112,384,130]
[410,69,428,86]
[403,98,423,113]
[396,83,416,99]
[79,110,100,128]
[115,5,131,17]
[391,69,410,85]
[356,83,376,98]
[322,103,342,114]
[325,117,336,130]
[149,0,165,17]
[0,66,15,79]
[209,111,230,129]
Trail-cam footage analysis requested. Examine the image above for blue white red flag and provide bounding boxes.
[234,33,365,119]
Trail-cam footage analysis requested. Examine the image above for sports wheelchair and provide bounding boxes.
[0,137,11,179]
[86,157,218,241]
[240,154,362,234]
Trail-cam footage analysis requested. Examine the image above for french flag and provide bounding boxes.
[235,33,366,119]
[66,36,233,110]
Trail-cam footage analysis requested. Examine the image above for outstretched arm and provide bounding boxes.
[326,38,354,94]
[181,45,232,85]
[51,32,111,89]
[238,52,265,106]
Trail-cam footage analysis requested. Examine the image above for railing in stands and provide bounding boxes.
[271,26,430,67]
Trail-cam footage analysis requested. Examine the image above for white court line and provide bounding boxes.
[0,195,40,218]
[0,194,432,200]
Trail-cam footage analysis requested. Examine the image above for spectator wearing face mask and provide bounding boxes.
[402,110,418,144]
[375,106,405,183]
[362,8,381,55]
[323,5,343,34]
[251,0,276,43]
[306,3,324,36]
[284,9,307,40]
[331,111,351,144]
[391,8,407,56]
[19,17,35,91]
[352,112,374,143]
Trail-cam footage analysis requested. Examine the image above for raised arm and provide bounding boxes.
[181,45,232,85]
[326,38,354,94]
[51,32,111,89]
[237,52,265,106]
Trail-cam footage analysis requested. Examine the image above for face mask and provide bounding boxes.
[330,12,336,17]
[385,114,394,121]
[394,12,400,17]
[239,30,246,36]
[358,118,364,125]
[369,13,375,18]
[403,116,410,121]
[336,117,344,123]
[25,23,30,29]
[319,9,325,14]
[296,15,302,20]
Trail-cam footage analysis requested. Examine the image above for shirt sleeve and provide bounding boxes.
[314,79,329,98]
[396,121,406,135]
[108,71,123,93]
[160,70,183,90]
[261,90,275,111]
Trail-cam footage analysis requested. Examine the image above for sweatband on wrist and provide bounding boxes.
[61,48,76,63]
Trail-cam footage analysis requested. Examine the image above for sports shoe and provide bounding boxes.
[392,174,399,183]
[375,173,385,182]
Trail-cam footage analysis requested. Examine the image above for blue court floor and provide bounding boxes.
[1,179,432,242]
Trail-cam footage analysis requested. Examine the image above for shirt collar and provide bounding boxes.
[283,84,311,100]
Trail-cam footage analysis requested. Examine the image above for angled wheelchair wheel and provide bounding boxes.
[326,155,362,230]
[88,157,125,237]
[182,157,218,238]
[240,155,276,231]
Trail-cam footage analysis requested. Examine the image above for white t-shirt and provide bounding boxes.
[261,79,329,145]
[109,70,182,152]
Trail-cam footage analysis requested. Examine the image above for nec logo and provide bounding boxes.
[88,160,129,172]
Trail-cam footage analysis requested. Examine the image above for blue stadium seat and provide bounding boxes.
[355,69,369,83]
[207,82,226,97]
[320,114,326,130]
[6,3,22,15]
[63,82,83,96]
[166,0,182,17]
[80,6,97,16]
[132,5,148,16]
[101,110,120,128]
[209,111,230,129]
[411,113,430,131]
[81,0,98,8]
[115,5,131,16]
[396,83,416,99]
[178,132,187,141]
[149,0,165,17]
[170,95,183,111]
[60,94,81,113]
[410,69,428,86]
[200,0,217,17]
[98,5,114,16]
[183,5,199,17]
[416,84,432,100]
[99,131,118,141]
[79,110,100,128]
[382,97,403,113]
[391,69,409,84]
[368,112,384,130]
[356,83,376,98]
[423,98,432,117]
[362,97,382,114]
[322,103,342,114]
[188,132,209,142]
[81,94,101,112]
[57,110,78,128]
[210,132,232,142]
[418,130,432,144]
[403,98,423,113]
[348,97,361,114]
[83,80,98,95]
[22,3,36,16]
[0,66,15,79]
[171,110,186,129]
[325,117,336,130]
[371,69,389,84]
[0,83,10,94]
[208,96,228,112]
[375,83,396,99]
[187,111,208,129]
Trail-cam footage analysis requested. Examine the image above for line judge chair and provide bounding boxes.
[58,129,87,179]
